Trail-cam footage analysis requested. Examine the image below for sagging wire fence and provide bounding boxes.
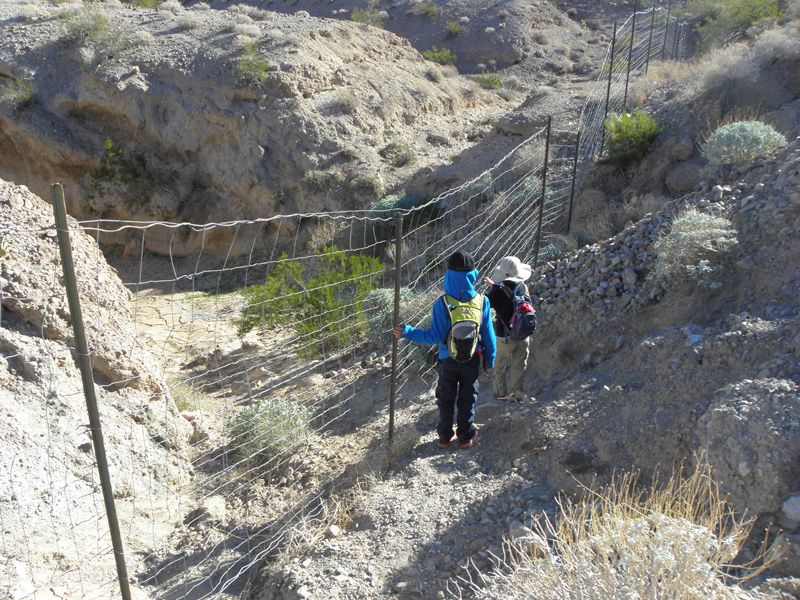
[0,3,689,599]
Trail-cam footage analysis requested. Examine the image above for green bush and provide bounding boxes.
[603,110,663,166]
[351,6,384,28]
[88,138,151,203]
[701,120,787,169]
[419,2,438,18]
[467,171,499,200]
[445,20,465,37]
[229,398,314,472]
[423,46,457,65]
[0,79,37,109]
[653,209,738,289]
[476,68,502,89]
[240,246,385,356]
[685,0,781,51]
[236,41,270,85]
[128,0,162,7]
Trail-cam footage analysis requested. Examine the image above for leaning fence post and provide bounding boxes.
[599,21,617,157]
[623,0,638,112]
[51,183,132,600]
[533,117,551,268]
[388,211,403,442]
[644,4,656,74]
[661,0,673,60]
[567,127,581,233]
[672,19,680,59]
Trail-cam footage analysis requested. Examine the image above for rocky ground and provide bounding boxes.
[2,1,800,599]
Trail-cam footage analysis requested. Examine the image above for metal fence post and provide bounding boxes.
[533,117,551,268]
[644,4,656,74]
[599,21,617,157]
[623,0,639,112]
[672,18,680,59]
[567,127,581,233]
[661,0,673,60]
[51,183,132,600]
[388,211,403,442]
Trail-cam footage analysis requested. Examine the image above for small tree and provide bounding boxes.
[603,110,662,166]
[236,41,270,85]
[422,46,456,65]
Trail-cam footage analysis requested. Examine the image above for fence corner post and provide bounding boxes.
[51,183,132,600]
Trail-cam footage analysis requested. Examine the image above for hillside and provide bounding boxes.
[1,0,800,599]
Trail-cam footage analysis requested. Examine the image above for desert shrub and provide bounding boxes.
[240,246,385,356]
[685,0,782,51]
[653,209,738,289]
[467,171,499,200]
[59,4,124,54]
[465,461,770,600]
[507,174,551,207]
[476,68,502,89]
[701,120,787,169]
[365,287,416,344]
[159,0,181,13]
[351,5,383,28]
[369,194,417,218]
[445,20,465,37]
[425,66,443,83]
[191,1,210,9]
[88,137,151,201]
[176,13,200,29]
[236,41,270,84]
[349,174,385,199]
[129,0,162,7]
[241,5,270,20]
[380,139,417,167]
[533,31,550,44]
[129,30,155,45]
[422,46,456,65]
[603,110,663,166]
[302,170,335,192]
[229,398,314,472]
[0,78,37,109]
[418,2,437,18]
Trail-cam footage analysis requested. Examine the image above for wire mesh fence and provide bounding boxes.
[0,3,689,598]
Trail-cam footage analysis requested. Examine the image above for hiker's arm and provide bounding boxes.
[479,298,496,368]
[399,299,448,345]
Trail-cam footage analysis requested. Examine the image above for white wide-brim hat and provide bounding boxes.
[490,256,532,283]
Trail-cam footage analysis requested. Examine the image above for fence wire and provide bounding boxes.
[0,3,687,598]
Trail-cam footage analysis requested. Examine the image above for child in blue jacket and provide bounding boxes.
[393,250,496,448]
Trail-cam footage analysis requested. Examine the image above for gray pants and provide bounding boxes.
[493,337,529,397]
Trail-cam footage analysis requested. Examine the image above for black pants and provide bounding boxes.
[435,354,480,440]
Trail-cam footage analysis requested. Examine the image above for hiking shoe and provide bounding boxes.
[458,429,477,449]
[437,434,455,448]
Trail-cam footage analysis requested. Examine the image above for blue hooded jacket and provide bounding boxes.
[400,268,496,367]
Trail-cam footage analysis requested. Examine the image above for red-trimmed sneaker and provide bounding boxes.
[438,434,455,448]
[458,429,477,449]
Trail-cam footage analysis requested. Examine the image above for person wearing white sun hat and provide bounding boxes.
[482,256,533,401]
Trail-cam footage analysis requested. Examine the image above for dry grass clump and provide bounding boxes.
[629,60,698,107]
[462,461,773,600]
[176,13,200,30]
[571,189,614,244]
